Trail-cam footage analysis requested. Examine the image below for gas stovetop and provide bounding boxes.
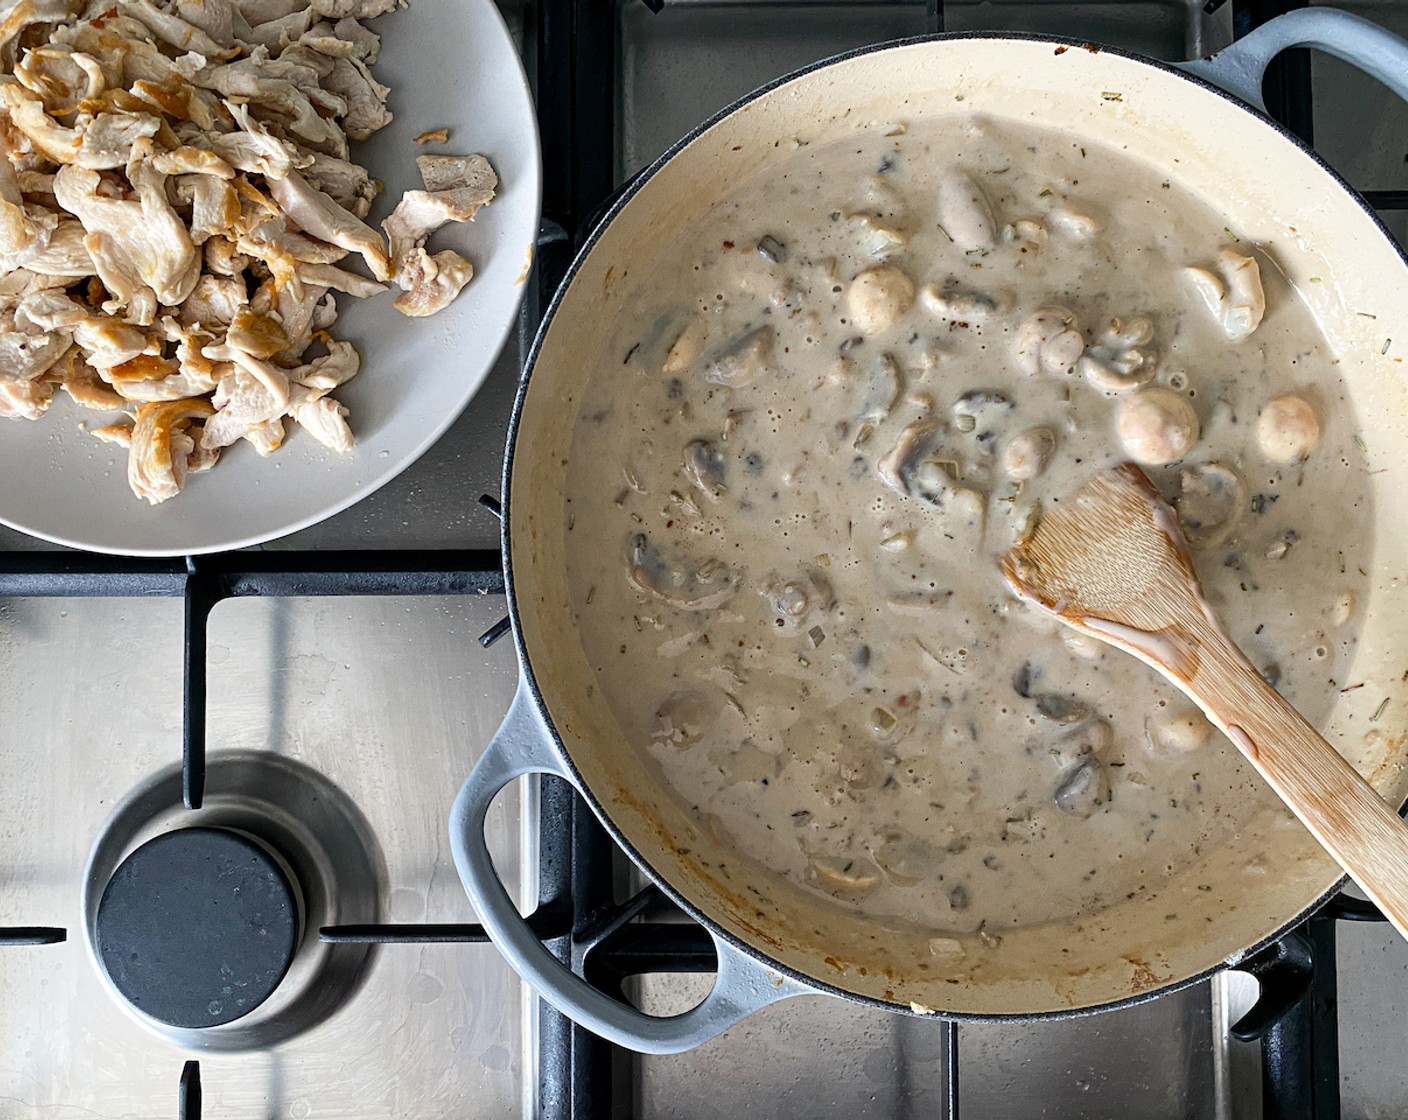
[5,2,1408,1118]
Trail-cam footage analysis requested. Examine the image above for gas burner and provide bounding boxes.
[81,751,384,1051]
[95,826,301,1028]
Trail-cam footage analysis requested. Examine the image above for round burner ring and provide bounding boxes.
[95,827,301,1028]
[82,751,383,1051]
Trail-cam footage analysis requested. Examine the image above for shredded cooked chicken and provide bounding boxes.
[0,0,497,503]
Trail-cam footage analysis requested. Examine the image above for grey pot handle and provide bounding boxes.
[1179,8,1408,112]
[450,678,810,1054]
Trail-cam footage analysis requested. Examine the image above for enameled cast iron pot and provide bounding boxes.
[452,11,1408,1053]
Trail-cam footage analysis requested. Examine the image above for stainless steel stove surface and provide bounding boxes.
[2,595,530,1116]
[3,1,1407,1118]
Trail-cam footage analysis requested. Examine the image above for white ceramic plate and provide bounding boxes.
[0,0,541,555]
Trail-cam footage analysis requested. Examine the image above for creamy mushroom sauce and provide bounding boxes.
[563,116,1372,935]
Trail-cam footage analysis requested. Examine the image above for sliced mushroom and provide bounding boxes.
[760,568,835,633]
[1014,305,1084,377]
[873,831,935,886]
[1101,316,1155,350]
[702,325,773,388]
[844,176,909,258]
[937,171,996,251]
[683,438,726,502]
[951,388,1013,436]
[1034,693,1089,724]
[1054,757,1108,818]
[857,352,902,427]
[1080,351,1155,393]
[1049,205,1101,240]
[651,689,716,749]
[1146,705,1215,755]
[835,740,882,790]
[810,853,882,894]
[1185,249,1265,342]
[1173,462,1245,548]
[920,282,1008,322]
[662,315,706,374]
[1049,718,1113,769]
[1003,218,1048,250]
[876,419,946,500]
[626,533,739,611]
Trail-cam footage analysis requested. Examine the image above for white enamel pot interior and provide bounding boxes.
[495,31,1408,1023]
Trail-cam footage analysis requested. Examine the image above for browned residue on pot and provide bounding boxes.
[1369,730,1406,785]
[1124,955,1169,993]
[601,778,788,951]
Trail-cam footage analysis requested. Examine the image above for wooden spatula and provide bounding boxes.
[1001,461,1408,940]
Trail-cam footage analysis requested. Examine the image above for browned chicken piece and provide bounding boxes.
[199,364,284,449]
[173,0,248,50]
[301,149,379,217]
[53,143,201,318]
[240,213,349,265]
[14,46,107,115]
[178,273,248,328]
[59,350,127,411]
[290,392,351,452]
[291,337,359,390]
[0,151,59,272]
[392,248,472,318]
[127,397,215,504]
[267,169,389,278]
[242,9,314,50]
[176,174,241,244]
[152,147,236,179]
[309,0,394,19]
[321,54,390,141]
[0,0,74,55]
[0,375,52,419]
[238,0,307,25]
[75,111,162,170]
[201,338,290,410]
[119,0,241,60]
[383,154,496,317]
[0,84,81,164]
[90,420,135,447]
[242,415,284,455]
[0,327,71,381]
[206,102,313,180]
[197,57,348,158]
[295,261,385,296]
[225,304,289,359]
[23,220,94,277]
[303,17,381,63]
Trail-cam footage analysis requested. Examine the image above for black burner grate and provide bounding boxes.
[1,0,1404,1117]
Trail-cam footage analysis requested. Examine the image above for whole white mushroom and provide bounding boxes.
[1256,393,1321,464]
[1116,387,1200,466]
[847,264,915,336]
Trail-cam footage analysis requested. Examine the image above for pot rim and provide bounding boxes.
[500,29,1395,1020]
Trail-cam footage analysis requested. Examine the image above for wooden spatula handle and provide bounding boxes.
[1188,617,1408,939]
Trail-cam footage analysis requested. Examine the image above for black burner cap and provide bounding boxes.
[95,827,300,1028]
